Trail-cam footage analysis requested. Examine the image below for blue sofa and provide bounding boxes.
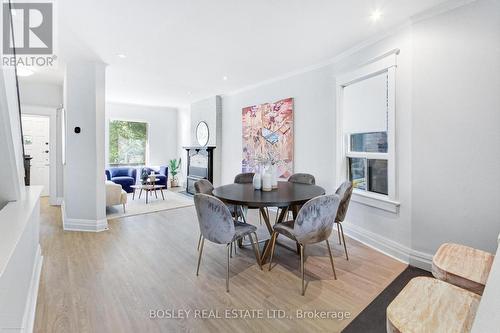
[140,166,168,187]
[105,167,137,193]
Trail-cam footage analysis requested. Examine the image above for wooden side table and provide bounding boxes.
[131,184,165,204]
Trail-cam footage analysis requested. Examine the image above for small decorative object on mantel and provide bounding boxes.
[169,158,181,187]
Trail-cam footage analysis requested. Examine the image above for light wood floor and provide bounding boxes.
[34,197,406,333]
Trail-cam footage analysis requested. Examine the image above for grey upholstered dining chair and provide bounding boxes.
[334,181,353,260]
[194,179,239,254]
[194,179,216,251]
[278,173,317,223]
[194,178,214,195]
[233,172,257,224]
[268,194,341,295]
[194,194,262,292]
[288,173,316,185]
[234,172,255,184]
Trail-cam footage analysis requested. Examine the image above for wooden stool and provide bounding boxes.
[387,277,480,333]
[433,243,494,295]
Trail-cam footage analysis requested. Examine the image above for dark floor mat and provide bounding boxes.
[342,266,432,333]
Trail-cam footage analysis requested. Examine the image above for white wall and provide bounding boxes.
[19,81,62,108]
[105,103,178,168]
[411,0,500,254]
[220,0,500,266]
[177,107,191,187]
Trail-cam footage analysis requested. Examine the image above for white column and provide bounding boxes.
[62,61,107,231]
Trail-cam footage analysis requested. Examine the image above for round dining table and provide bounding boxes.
[212,181,325,263]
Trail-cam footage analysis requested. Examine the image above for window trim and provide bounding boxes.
[336,49,400,213]
[108,118,150,166]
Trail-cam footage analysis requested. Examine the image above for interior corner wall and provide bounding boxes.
[411,0,500,255]
[105,103,178,168]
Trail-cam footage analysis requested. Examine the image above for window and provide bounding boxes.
[336,51,399,212]
[108,120,148,166]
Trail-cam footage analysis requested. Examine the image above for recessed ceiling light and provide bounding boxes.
[117,54,126,59]
[370,9,382,22]
[16,67,34,77]
[223,76,228,81]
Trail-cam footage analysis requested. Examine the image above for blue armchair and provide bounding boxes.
[140,166,168,187]
[105,167,137,193]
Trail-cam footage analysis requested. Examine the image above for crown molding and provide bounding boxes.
[222,0,477,98]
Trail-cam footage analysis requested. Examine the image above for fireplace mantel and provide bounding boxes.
[183,146,216,194]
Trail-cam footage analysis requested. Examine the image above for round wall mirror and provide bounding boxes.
[196,121,209,146]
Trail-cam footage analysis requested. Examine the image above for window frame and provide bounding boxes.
[336,50,400,213]
[108,118,150,167]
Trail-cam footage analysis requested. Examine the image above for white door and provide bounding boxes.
[22,115,50,196]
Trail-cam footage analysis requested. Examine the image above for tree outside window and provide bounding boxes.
[109,120,148,166]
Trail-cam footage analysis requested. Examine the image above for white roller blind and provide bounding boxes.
[343,72,388,134]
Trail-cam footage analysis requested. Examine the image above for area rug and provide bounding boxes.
[106,190,194,220]
[342,266,432,333]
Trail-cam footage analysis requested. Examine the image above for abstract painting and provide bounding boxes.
[242,97,294,179]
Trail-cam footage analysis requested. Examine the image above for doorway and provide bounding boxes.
[22,115,51,196]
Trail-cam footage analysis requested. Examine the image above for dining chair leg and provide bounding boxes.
[122,203,126,213]
[226,244,231,292]
[249,232,262,270]
[230,242,233,258]
[196,237,205,276]
[268,232,278,271]
[197,234,202,251]
[325,240,337,280]
[300,244,305,296]
[336,223,342,245]
[339,223,348,260]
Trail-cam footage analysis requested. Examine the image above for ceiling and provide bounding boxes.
[26,0,449,107]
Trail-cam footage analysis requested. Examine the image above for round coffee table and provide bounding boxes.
[213,181,325,263]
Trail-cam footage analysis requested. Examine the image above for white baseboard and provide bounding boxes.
[342,222,433,271]
[49,197,63,206]
[61,201,108,232]
[21,245,43,333]
[409,248,434,271]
